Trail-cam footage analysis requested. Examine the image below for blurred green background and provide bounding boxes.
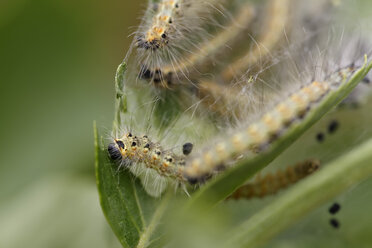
[1,0,372,247]
[0,0,145,247]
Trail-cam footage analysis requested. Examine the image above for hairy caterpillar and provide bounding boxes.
[110,0,372,197]
[197,25,372,122]
[134,0,335,88]
[108,61,366,195]
[131,0,229,85]
[183,65,359,183]
[107,131,192,197]
[139,3,256,87]
[105,94,215,197]
[108,132,189,181]
[111,27,372,193]
[135,0,225,50]
[228,159,320,200]
[136,0,294,87]
[125,0,344,132]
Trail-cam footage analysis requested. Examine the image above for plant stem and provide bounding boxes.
[113,62,127,133]
[226,137,372,248]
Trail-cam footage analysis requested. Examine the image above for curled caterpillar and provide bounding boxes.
[228,159,320,200]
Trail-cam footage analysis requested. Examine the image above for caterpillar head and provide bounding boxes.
[107,139,125,162]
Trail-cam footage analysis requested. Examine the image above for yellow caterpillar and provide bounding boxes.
[183,66,356,183]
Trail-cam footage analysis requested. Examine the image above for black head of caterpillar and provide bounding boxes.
[107,133,139,165]
[108,140,125,163]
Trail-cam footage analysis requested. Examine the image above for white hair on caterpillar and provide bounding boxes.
[107,1,372,195]
[182,28,372,183]
[125,0,232,87]
[106,92,217,197]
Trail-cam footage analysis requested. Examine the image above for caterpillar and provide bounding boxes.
[135,0,225,50]
[108,132,189,182]
[132,0,229,85]
[108,63,364,194]
[136,0,294,87]
[135,0,333,87]
[183,65,358,183]
[110,0,372,197]
[228,159,320,200]
[108,131,196,197]
[139,3,256,87]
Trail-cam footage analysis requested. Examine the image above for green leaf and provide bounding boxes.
[225,137,372,247]
[186,60,372,210]
[94,122,171,248]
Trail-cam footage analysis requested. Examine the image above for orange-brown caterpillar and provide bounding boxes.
[228,159,320,200]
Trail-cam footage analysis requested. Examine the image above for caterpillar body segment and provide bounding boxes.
[228,159,320,199]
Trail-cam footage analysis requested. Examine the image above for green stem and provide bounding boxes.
[113,62,127,133]
[226,137,372,248]
[136,191,171,248]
